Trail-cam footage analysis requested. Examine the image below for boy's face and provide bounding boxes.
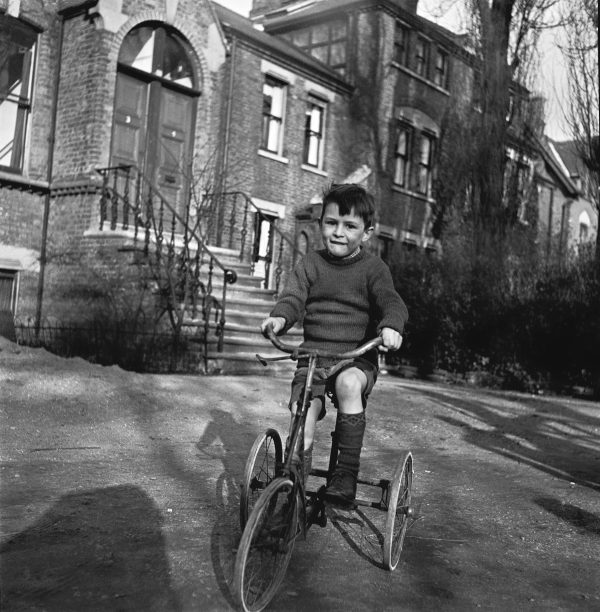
[320,202,374,258]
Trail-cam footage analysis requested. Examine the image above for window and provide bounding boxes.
[579,211,591,242]
[394,23,409,66]
[0,269,18,313]
[261,75,287,154]
[433,48,448,88]
[414,36,429,78]
[416,133,435,196]
[119,24,195,87]
[304,100,325,168]
[393,125,412,187]
[0,17,37,172]
[286,19,347,76]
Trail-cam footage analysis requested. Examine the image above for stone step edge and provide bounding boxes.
[207,351,297,362]
[183,319,302,335]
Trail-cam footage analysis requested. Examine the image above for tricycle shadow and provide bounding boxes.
[327,505,386,568]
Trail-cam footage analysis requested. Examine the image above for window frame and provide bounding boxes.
[394,22,409,66]
[433,47,448,89]
[414,35,430,78]
[287,19,348,76]
[416,131,435,197]
[303,98,326,169]
[261,74,287,156]
[0,17,38,174]
[393,123,413,188]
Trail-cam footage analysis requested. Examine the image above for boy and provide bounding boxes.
[261,183,408,505]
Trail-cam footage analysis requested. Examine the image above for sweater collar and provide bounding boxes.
[320,246,367,265]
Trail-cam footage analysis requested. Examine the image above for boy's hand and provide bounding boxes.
[261,316,286,337]
[379,327,403,352]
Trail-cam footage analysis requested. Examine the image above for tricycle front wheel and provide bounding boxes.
[234,477,299,612]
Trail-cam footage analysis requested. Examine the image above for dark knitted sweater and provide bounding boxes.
[271,248,408,366]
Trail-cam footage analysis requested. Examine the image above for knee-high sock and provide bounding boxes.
[334,412,366,477]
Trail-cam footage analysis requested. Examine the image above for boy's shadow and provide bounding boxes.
[0,485,180,611]
[197,408,265,606]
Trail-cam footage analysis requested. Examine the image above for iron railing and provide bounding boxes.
[210,190,302,295]
[95,166,302,364]
[96,165,237,360]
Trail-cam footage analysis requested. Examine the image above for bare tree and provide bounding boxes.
[463,0,560,245]
[559,0,599,258]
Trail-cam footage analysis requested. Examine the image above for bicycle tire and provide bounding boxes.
[382,452,413,571]
[240,428,283,530]
[233,477,299,612]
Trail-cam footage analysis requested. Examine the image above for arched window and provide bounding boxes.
[579,210,591,242]
[118,24,196,89]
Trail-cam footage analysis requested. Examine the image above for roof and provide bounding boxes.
[212,2,352,93]
[549,139,584,178]
[260,0,468,57]
[57,0,98,15]
[537,137,579,196]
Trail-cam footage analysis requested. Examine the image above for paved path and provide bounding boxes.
[1,339,599,610]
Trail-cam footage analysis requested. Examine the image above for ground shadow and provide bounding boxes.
[535,496,600,535]
[0,484,180,611]
[197,408,263,607]
[327,506,386,568]
[419,387,600,491]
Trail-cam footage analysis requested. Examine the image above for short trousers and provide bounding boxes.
[288,357,378,420]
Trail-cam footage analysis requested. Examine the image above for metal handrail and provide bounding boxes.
[96,164,238,357]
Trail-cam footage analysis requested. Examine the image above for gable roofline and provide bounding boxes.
[535,136,579,196]
[213,2,352,94]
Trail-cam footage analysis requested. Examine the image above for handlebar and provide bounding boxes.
[263,325,383,360]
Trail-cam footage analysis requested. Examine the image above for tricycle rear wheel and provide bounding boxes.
[240,429,283,530]
[383,452,413,571]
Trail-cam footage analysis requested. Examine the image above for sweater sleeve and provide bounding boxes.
[369,259,409,334]
[270,256,311,333]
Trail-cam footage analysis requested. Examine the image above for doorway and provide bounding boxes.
[253,212,278,286]
[110,23,199,222]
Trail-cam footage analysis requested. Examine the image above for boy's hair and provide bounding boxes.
[320,183,375,228]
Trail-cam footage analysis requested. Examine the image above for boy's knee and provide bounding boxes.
[335,369,364,399]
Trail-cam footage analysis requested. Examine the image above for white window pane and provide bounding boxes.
[420,137,431,162]
[131,31,155,73]
[397,130,407,154]
[0,101,17,165]
[267,119,280,151]
[271,85,284,117]
[307,135,319,165]
[310,106,322,131]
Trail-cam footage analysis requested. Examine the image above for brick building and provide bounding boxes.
[1,0,596,337]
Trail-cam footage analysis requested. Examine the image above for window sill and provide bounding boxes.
[391,184,435,203]
[400,229,440,251]
[258,149,289,164]
[391,62,450,96]
[301,164,328,177]
[0,170,49,193]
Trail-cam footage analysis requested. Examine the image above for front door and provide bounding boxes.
[110,24,198,223]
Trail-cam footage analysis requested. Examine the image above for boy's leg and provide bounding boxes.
[287,398,322,477]
[326,367,367,504]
